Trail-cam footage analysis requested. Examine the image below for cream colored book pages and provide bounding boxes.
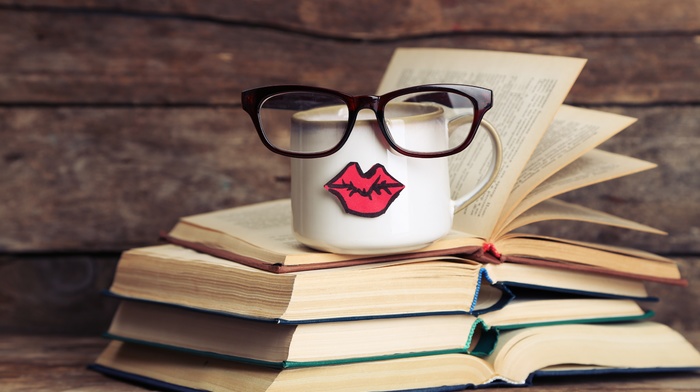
[498,105,637,226]
[478,298,645,328]
[95,341,498,391]
[491,238,679,279]
[489,322,700,384]
[496,233,675,265]
[133,244,248,268]
[496,198,666,239]
[110,245,298,318]
[377,48,586,238]
[284,258,484,320]
[94,323,700,391]
[495,148,657,236]
[95,341,282,392]
[177,199,313,256]
[483,262,649,299]
[286,314,478,362]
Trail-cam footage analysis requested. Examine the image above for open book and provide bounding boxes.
[165,48,683,284]
[92,322,700,391]
[107,245,654,324]
[103,297,651,369]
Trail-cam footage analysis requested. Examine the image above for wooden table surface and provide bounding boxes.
[3,334,699,392]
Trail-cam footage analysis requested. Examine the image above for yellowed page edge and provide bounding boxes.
[497,233,674,263]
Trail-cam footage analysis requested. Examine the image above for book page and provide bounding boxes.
[496,198,665,239]
[490,322,700,384]
[377,48,586,238]
[181,199,316,255]
[498,105,637,226]
[498,233,674,263]
[495,149,657,236]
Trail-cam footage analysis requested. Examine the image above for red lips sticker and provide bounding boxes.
[324,162,405,217]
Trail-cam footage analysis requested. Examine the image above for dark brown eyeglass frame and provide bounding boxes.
[241,83,493,159]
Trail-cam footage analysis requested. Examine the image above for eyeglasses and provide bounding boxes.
[241,84,493,159]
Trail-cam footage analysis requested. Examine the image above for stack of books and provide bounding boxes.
[90,49,700,391]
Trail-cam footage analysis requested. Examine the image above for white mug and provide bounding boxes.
[291,102,502,254]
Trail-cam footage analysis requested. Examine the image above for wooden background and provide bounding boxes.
[1,0,699,340]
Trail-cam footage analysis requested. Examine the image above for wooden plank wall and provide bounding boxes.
[1,0,698,334]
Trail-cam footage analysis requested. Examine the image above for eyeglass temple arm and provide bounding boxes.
[403,92,457,107]
[255,95,346,111]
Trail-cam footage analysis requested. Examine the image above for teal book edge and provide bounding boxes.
[102,332,477,369]
[490,309,656,331]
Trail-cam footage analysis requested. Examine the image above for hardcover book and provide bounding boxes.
[103,296,652,368]
[91,322,700,391]
[108,244,654,323]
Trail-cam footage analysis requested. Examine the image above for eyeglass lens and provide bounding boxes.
[257,89,477,156]
[260,91,348,154]
[384,91,476,154]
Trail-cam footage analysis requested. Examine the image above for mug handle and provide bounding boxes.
[450,118,503,213]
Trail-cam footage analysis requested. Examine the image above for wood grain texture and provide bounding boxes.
[0,1,698,337]
[0,254,119,334]
[3,0,700,36]
[0,8,698,105]
[0,107,290,252]
[644,257,700,334]
[2,334,699,391]
[1,106,697,253]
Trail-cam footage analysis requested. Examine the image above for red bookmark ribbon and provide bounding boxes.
[482,242,502,259]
